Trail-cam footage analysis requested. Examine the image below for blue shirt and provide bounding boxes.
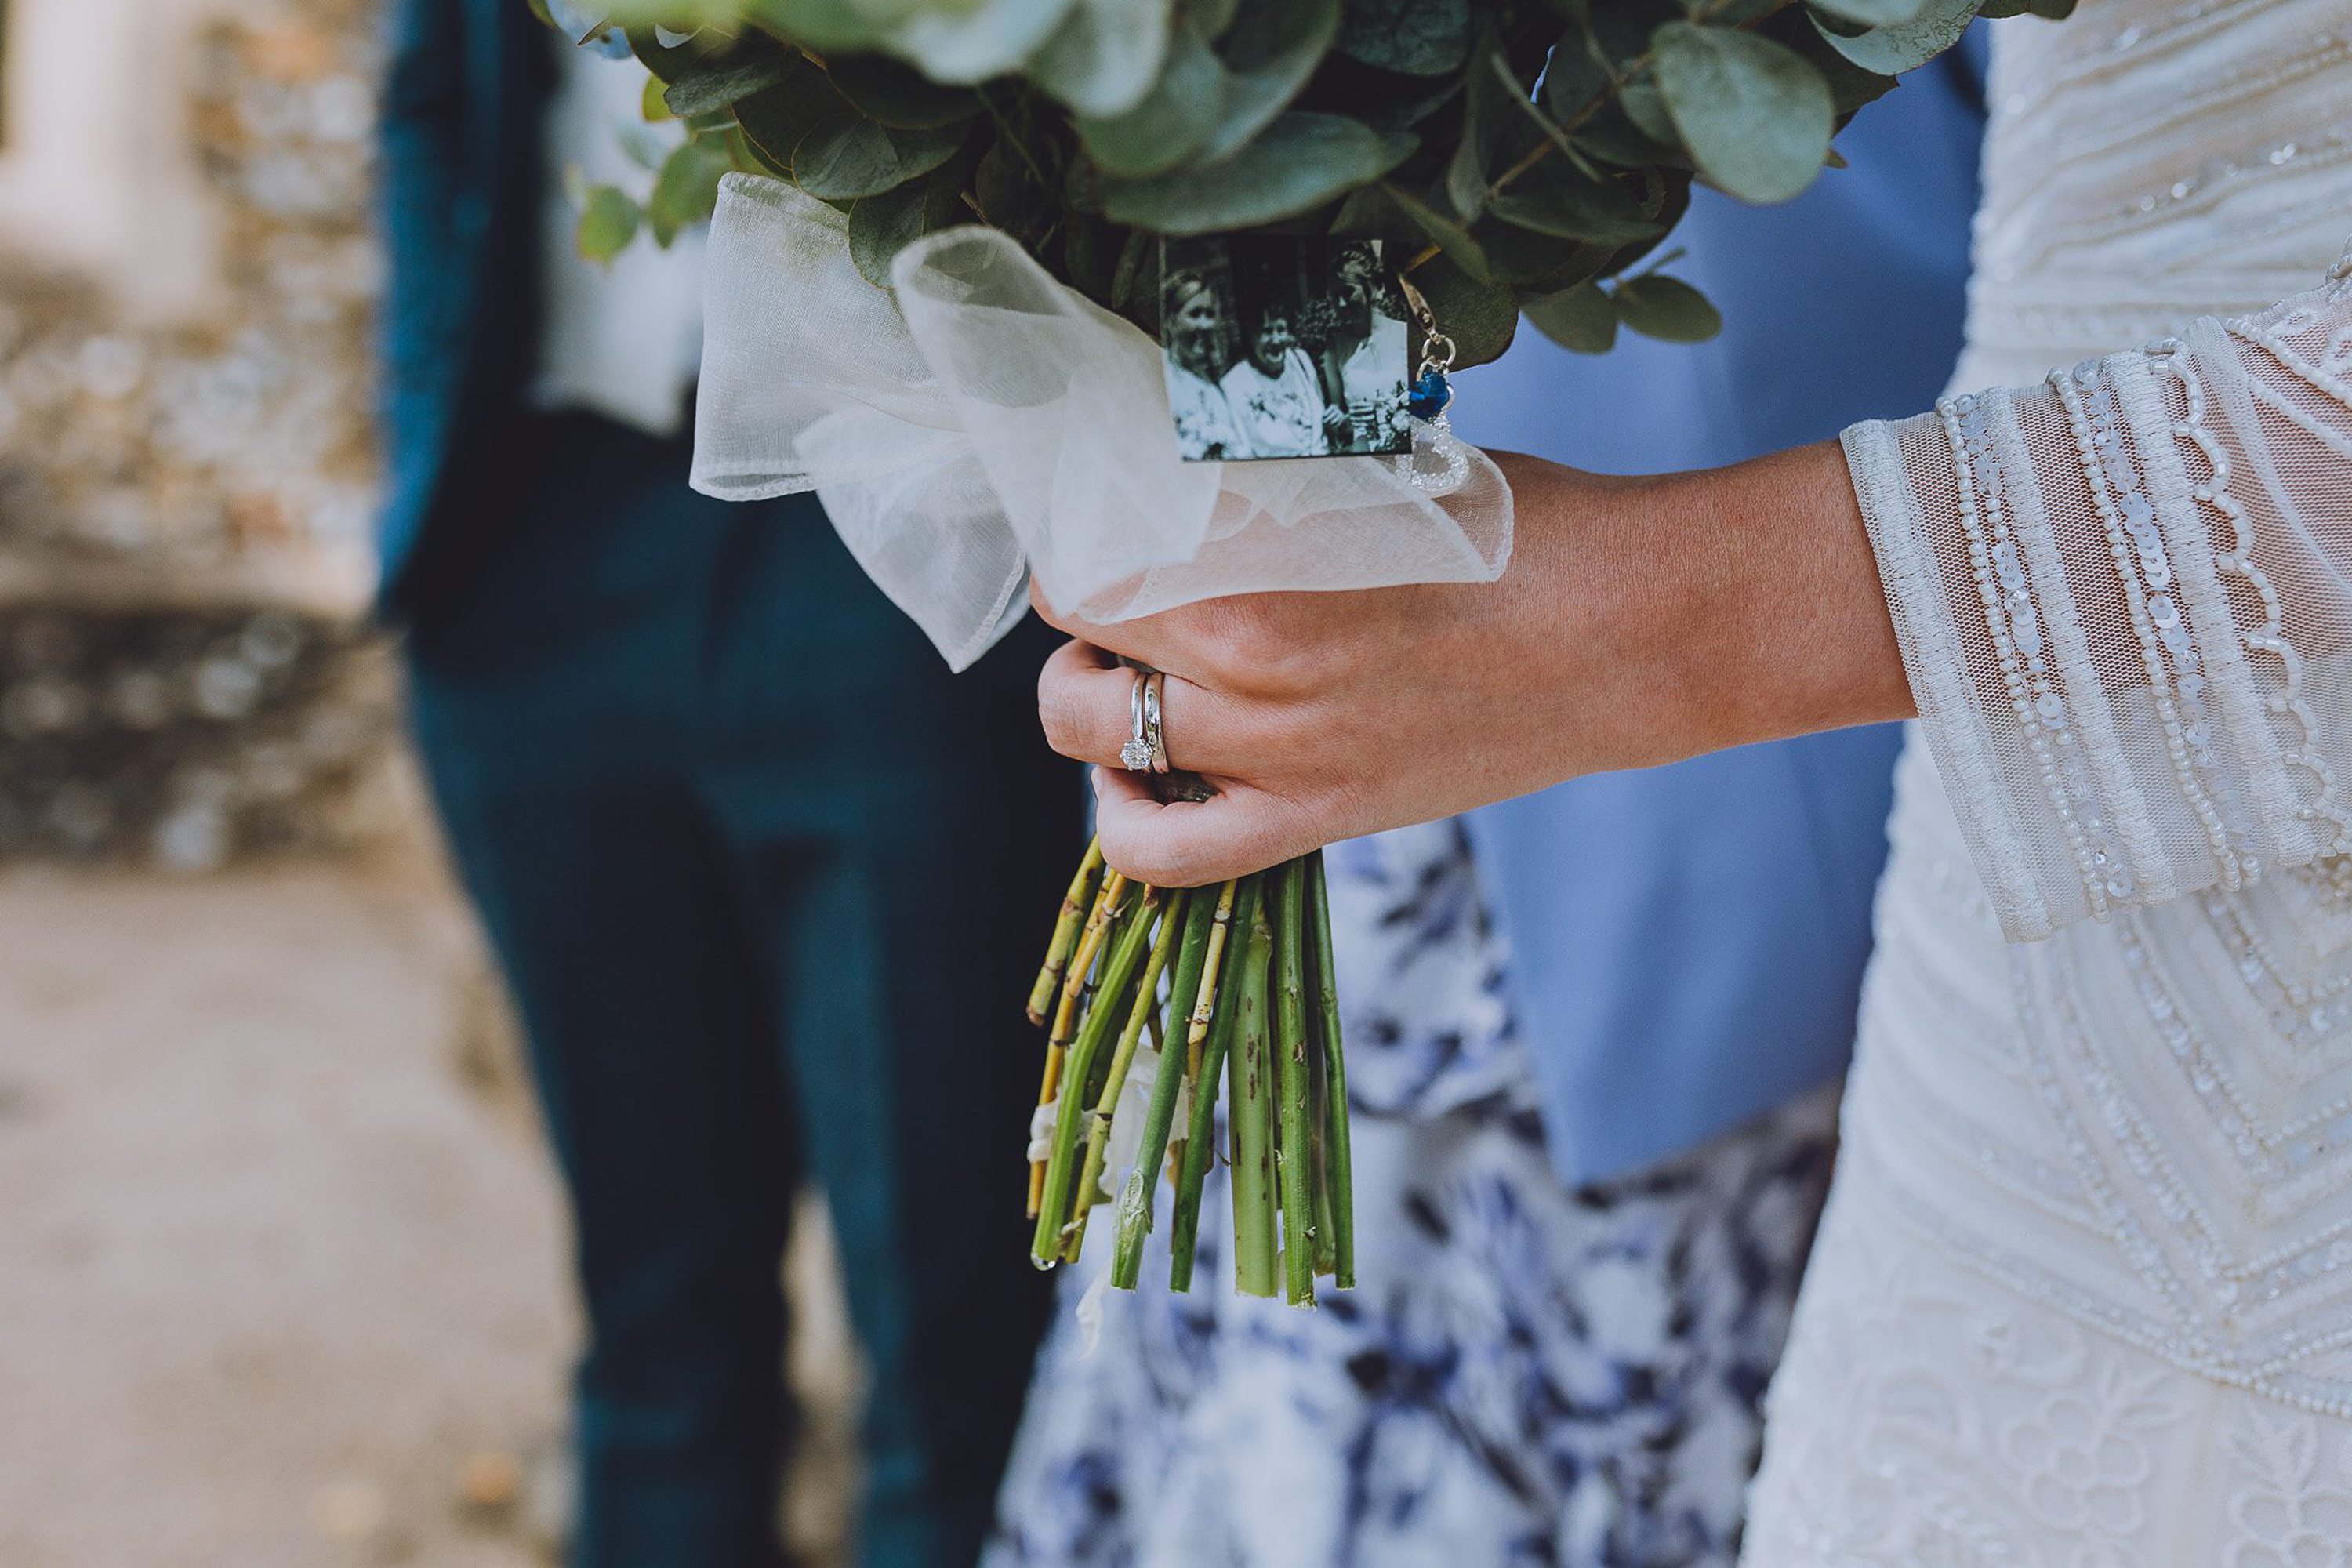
[1449,36,1988,1185]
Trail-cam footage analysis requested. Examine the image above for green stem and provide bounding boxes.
[1229,889,1279,1298]
[1065,890,1186,1262]
[1170,875,1257,1292]
[1166,877,1238,1188]
[1051,869,1127,1047]
[1030,867,1127,1214]
[1027,839,1104,1026]
[1112,885,1224,1290]
[1031,886,1160,1265]
[1275,858,1318,1306]
[1310,1085,1338,1277]
[1187,879,1241,1077]
[1308,849,1356,1289]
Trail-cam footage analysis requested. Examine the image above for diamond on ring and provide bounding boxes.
[1123,664,1157,771]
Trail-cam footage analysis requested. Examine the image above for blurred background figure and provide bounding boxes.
[379,3,1075,1567]
[0,1,1069,1566]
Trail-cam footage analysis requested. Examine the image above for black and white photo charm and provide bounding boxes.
[1160,237,1415,463]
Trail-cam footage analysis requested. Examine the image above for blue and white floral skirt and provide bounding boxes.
[985,820,1840,1568]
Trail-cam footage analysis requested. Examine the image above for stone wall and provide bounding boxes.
[0,0,402,867]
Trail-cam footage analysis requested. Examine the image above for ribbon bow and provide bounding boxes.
[691,173,1514,670]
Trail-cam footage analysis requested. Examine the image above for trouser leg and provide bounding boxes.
[696,509,1076,1568]
[416,765,800,1568]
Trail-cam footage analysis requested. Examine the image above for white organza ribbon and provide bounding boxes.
[691,173,1514,670]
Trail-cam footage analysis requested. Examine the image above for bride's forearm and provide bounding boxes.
[1587,441,1916,757]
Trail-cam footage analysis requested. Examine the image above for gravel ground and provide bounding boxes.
[0,858,855,1567]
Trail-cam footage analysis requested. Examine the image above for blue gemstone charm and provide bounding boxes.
[1406,368,1453,422]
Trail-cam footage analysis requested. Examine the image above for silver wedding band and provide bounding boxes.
[1121,666,1171,774]
[1142,670,1170,774]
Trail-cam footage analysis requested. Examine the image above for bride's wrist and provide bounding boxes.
[1518,441,1914,775]
[1670,441,1915,749]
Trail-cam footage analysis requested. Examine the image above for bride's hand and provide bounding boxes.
[1033,443,1915,887]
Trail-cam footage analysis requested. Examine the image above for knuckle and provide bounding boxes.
[1218,607,1277,674]
[1199,601,1327,694]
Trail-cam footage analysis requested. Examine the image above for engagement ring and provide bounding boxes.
[1123,667,1156,771]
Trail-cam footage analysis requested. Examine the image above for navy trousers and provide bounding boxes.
[405,413,1073,1568]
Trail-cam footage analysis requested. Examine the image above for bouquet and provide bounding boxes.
[536,0,2054,1305]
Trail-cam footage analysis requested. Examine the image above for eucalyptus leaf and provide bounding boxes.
[1599,169,1689,275]
[1815,0,1982,75]
[1192,0,1242,38]
[1616,78,1682,152]
[575,183,642,263]
[1805,0,1928,24]
[828,55,984,129]
[1198,0,1341,162]
[662,49,791,117]
[727,0,894,52]
[1030,0,1174,119]
[1487,169,1660,246]
[1613,273,1722,341]
[1406,252,1517,368]
[1490,48,1581,157]
[1334,0,1471,77]
[1102,112,1414,234]
[976,137,1054,241]
[731,56,843,170]
[1538,32,1609,124]
[1444,41,1512,220]
[847,153,971,285]
[1521,279,1617,353]
[1587,0,1681,65]
[624,19,703,83]
[1473,218,1606,291]
[1327,183,1423,250]
[866,0,1080,85]
[1077,20,1225,177]
[1384,180,1494,285]
[646,134,734,243]
[788,94,968,201]
[1767,16,1902,114]
[552,0,1998,361]
[1651,23,1831,204]
[847,180,931,285]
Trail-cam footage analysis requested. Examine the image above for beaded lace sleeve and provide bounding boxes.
[1846,247,2352,942]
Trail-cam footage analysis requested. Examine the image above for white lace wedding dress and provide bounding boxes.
[1740,4,2352,1563]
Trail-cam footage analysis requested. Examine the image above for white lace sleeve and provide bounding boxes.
[1847,247,2352,942]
